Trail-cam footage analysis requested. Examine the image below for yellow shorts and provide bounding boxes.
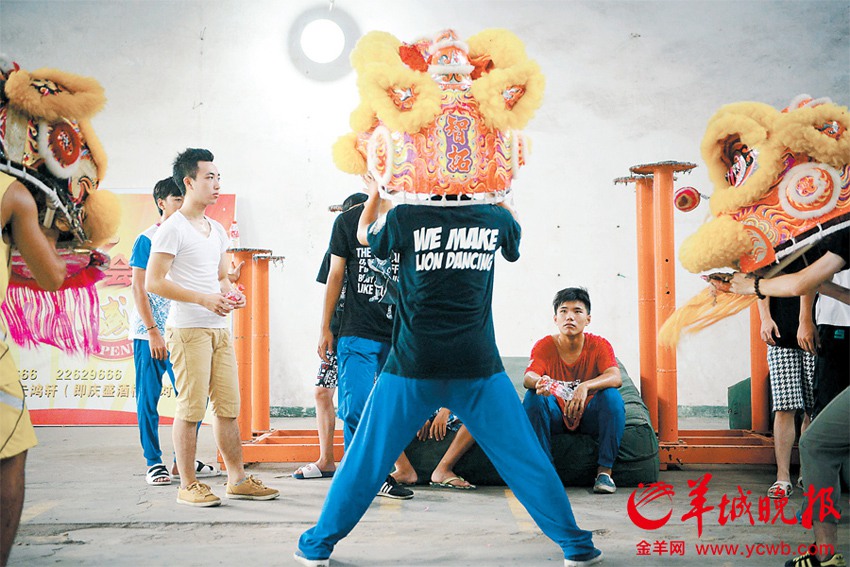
[166,327,239,422]
[1,345,38,459]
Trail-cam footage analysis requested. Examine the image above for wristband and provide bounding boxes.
[145,324,158,332]
[753,276,766,300]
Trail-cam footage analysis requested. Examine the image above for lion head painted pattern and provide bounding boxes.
[332,29,545,205]
[679,95,850,274]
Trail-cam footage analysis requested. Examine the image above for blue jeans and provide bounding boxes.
[523,387,625,469]
[335,336,390,449]
[133,339,177,467]
[298,372,596,561]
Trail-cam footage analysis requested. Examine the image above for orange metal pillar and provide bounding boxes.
[749,304,770,432]
[630,161,696,444]
[615,175,658,431]
[229,247,269,441]
[250,253,274,433]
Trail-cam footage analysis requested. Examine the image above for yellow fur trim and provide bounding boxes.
[81,189,120,248]
[350,31,402,72]
[701,102,783,215]
[467,29,526,68]
[78,119,107,181]
[470,61,545,131]
[332,133,367,174]
[658,288,756,347]
[358,63,441,133]
[4,68,105,123]
[349,103,377,132]
[774,103,850,170]
[679,216,750,273]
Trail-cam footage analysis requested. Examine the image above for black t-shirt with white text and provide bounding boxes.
[367,204,521,379]
[328,206,398,343]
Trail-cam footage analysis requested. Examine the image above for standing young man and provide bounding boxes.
[295,177,602,567]
[316,182,413,498]
[129,177,220,486]
[522,287,625,495]
[146,148,278,507]
[293,192,367,480]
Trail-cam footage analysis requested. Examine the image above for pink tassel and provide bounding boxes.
[2,267,103,356]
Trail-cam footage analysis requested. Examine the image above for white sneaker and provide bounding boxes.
[293,550,329,567]
[565,548,604,566]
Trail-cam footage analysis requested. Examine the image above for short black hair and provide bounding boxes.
[152,176,183,215]
[172,148,214,191]
[342,192,368,211]
[553,287,591,314]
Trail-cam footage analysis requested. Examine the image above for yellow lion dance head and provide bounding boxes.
[661,95,850,345]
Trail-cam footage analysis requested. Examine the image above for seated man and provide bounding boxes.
[522,287,625,494]
[419,408,476,489]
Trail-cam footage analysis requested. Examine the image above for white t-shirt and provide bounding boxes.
[816,269,850,327]
[150,211,229,329]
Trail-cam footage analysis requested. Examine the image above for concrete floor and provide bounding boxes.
[8,417,847,566]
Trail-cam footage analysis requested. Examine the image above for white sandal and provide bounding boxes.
[768,480,793,499]
[146,464,172,486]
[172,460,221,479]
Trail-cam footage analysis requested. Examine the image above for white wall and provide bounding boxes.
[2,0,847,409]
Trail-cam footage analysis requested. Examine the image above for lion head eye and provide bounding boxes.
[721,136,759,187]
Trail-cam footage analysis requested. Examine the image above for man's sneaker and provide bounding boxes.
[785,551,846,567]
[225,475,280,500]
[377,475,413,500]
[593,473,616,494]
[177,481,221,507]
[293,549,330,567]
[565,548,604,566]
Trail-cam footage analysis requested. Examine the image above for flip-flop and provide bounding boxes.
[429,476,476,490]
[293,462,335,480]
[172,460,221,479]
[146,464,172,486]
[768,480,793,499]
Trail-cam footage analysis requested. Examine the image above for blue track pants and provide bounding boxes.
[133,339,177,467]
[298,371,596,560]
[335,336,390,449]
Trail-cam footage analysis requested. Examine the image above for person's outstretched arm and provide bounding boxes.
[729,251,847,300]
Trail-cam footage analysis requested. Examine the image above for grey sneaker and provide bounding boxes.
[377,475,413,500]
[225,475,280,500]
[593,473,616,494]
[177,481,221,507]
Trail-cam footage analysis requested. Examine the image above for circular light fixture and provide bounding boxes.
[288,5,360,81]
[301,18,346,63]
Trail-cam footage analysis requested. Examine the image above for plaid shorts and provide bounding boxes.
[315,350,338,389]
[767,345,816,413]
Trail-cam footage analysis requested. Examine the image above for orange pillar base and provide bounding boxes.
[218,430,345,465]
[658,429,788,468]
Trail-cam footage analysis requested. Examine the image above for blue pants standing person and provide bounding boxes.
[295,176,602,566]
[133,339,176,469]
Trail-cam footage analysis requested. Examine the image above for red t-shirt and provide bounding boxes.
[525,333,617,430]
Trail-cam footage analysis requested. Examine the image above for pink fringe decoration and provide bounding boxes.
[2,267,104,356]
